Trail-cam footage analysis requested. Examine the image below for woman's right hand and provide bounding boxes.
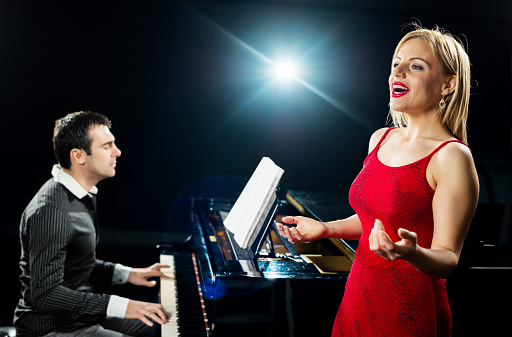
[276,216,327,243]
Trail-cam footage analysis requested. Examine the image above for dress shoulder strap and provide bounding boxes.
[425,139,469,160]
[374,127,398,150]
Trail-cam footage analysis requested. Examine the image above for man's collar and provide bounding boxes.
[52,164,98,199]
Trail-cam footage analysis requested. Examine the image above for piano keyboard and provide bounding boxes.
[160,254,178,336]
[160,253,210,336]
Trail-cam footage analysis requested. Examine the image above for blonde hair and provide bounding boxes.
[389,25,471,144]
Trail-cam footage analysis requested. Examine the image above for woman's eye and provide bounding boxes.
[412,64,423,70]
[392,63,399,68]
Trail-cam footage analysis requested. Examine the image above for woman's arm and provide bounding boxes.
[277,129,387,244]
[276,214,362,242]
[370,142,479,278]
[426,142,479,276]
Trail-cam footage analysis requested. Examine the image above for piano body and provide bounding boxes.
[158,189,356,337]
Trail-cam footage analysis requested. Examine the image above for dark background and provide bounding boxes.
[2,0,512,334]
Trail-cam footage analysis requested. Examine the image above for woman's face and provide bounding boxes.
[388,38,446,115]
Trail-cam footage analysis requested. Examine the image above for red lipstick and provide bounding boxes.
[391,81,410,98]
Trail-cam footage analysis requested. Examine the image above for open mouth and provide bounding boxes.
[391,81,410,98]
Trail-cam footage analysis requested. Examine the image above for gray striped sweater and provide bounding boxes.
[14,178,116,336]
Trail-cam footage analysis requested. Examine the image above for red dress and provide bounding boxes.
[331,128,465,337]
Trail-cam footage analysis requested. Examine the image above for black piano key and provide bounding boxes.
[171,253,210,337]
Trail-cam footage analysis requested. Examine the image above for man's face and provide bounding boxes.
[83,125,121,182]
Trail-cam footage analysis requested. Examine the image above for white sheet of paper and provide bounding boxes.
[224,157,284,248]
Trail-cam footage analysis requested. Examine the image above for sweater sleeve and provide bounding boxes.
[89,260,132,285]
[90,259,117,286]
[28,206,110,324]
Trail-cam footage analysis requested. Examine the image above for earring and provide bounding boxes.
[439,97,446,109]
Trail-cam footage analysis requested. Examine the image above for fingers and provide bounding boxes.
[369,225,378,251]
[370,220,417,261]
[141,306,168,326]
[379,230,394,250]
[276,216,299,238]
[148,263,171,273]
[369,219,385,251]
[126,300,169,327]
[374,219,385,231]
[276,222,302,242]
[398,228,417,243]
[144,280,158,287]
[145,264,171,277]
[129,264,173,287]
[289,226,302,241]
[283,225,301,242]
[370,219,394,260]
[275,222,286,238]
[281,216,299,225]
[145,269,169,279]
[150,304,170,325]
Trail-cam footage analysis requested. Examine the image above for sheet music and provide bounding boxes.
[246,192,277,250]
[224,157,284,248]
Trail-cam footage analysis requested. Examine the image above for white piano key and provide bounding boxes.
[160,254,180,336]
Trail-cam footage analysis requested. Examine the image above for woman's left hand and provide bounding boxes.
[369,219,417,261]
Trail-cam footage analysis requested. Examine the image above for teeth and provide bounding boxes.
[392,84,409,94]
[393,85,409,92]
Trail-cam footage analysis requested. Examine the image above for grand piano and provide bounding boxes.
[158,184,356,337]
[158,185,512,337]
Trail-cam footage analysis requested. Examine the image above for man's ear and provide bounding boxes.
[442,75,457,96]
[69,148,85,166]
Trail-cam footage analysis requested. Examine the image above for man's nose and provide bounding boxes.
[113,144,121,157]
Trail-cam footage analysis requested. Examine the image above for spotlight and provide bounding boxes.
[274,60,299,81]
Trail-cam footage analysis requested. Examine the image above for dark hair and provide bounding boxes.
[53,111,112,169]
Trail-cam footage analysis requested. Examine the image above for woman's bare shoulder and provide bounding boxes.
[368,127,394,154]
[436,141,474,166]
[433,141,478,186]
